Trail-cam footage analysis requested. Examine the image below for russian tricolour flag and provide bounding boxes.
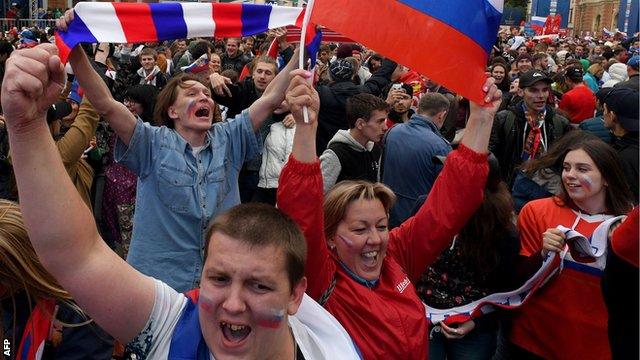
[309,0,503,103]
[55,2,310,63]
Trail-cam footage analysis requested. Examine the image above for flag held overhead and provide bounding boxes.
[55,2,308,63]
[309,0,504,103]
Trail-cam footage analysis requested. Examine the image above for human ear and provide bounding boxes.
[287,277,307,315]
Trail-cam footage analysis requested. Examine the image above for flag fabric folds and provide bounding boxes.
[426,216,623,326]
[55,2,308,63]
[309,0,503,103]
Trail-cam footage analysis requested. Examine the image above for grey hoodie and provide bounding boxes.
[319,129,376,193]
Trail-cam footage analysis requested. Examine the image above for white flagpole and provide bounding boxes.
[298,0,315,123]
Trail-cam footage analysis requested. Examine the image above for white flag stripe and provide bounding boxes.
[75,2,127,43]
[486,0,504,13]
[268,6,303,30]
[181,3,215,39]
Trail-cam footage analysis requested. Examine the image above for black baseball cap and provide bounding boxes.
[518,70,553,88]
[596,87,639,132]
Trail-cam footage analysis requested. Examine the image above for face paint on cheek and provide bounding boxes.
[186,99,197,118]
[578,174,593,191]
[255,308,285,329]
[338,234,354,247]
[199,295,216,316]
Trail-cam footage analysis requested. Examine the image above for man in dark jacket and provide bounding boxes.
[315,57,397,154]
[600,86,639,202]
[489,70,571,184]
[221,37,250,73]
[615,55,639,91]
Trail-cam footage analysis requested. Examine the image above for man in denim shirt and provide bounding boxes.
[68,45,300,291]
[382,93,452,228]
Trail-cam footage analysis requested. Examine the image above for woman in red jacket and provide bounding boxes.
[277,71,502,359]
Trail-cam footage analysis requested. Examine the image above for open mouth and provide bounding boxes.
[361,250,379,267]
[220,321,252,344]
[194,107,210,117]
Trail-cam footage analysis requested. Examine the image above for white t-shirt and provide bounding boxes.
[126,279,361,359]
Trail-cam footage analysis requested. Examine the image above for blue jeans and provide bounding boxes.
[429,325,498,360]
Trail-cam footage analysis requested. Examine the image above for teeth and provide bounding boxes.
[363,251,378,258]
[221,322,246,331]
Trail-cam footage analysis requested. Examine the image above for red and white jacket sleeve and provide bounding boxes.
[277,156,336,300]
[388,144,488,283]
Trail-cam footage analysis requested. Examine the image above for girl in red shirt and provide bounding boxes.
[510,139,633,359]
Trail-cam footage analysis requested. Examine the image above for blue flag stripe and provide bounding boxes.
[61,12,98,45]
[241,4,272,36]
[150,3,188,41]
[397,0,502,53]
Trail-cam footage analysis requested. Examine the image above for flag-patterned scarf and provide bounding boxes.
[55,2,320,65]
[426,216,623,326]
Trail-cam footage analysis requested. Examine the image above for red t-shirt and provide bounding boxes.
[558,84,596,124]
[513,197,614,359]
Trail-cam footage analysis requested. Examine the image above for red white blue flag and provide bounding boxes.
[55,2,312,64]
[426,216,623,326]
[309,0,503,103]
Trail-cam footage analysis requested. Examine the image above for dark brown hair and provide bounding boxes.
[555,139,633,215]
[346,93,389,129]
[204,203,307,290]
[458,181,515,272]
[520,130,597,177]
[153,73,208,129]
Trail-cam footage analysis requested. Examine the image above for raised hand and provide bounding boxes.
[55,8,74,32]
[1,44,66,133]
[469,77,502,118]
[285,69,319,126]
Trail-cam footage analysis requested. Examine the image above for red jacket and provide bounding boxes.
[277,144,488,359]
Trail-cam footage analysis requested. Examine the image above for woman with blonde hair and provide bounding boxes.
[277,71,502,358]
[0,199,113,359]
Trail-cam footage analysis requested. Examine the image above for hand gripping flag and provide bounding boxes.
[309,0,503,103]
[55,2,315,64]
[425,215,624,326]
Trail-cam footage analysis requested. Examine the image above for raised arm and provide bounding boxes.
[247,48,299,132]
[2,44,154,344]
[388,78,502,282]
[58,10,137,145]
[276,70,335,299]
[55,97,99,166]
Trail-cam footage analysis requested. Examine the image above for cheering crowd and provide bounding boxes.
[0,7,638,360]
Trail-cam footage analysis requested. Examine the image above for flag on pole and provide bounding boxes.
[309,0,503,103]
[55,2,309,63]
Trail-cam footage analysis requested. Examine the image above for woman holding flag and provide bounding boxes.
[277,69,502,358]
[510,139,633,359]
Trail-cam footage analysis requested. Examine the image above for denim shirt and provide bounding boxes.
[114,110,260,291]
[382,113,452,228]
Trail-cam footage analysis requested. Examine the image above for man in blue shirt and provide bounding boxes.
[68,45,300,291]
[382,92,452,228]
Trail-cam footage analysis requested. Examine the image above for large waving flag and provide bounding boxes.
[309,0,503,103]
[55,2,309,63]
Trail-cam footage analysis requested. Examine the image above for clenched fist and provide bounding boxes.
[1,43,66,133]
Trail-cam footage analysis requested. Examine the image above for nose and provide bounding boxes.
[367,228,383,246]
[222,284,246,315]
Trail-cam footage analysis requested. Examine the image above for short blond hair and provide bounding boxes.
[323,181,396,241]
